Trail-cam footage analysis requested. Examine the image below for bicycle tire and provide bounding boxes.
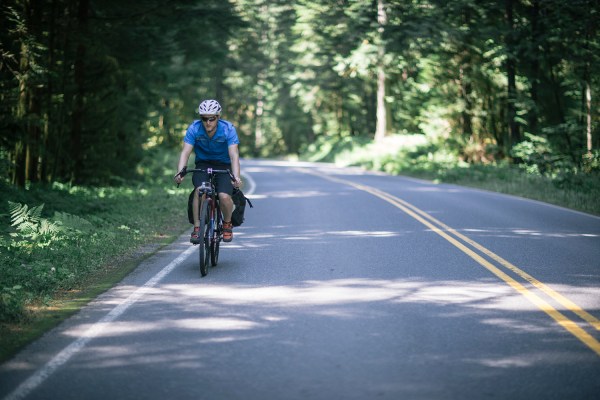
[198,195,210,277]
[211,206,222,266]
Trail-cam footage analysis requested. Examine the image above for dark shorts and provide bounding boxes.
[192,160,234,195]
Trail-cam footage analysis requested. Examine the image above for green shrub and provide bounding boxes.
[299,133,600,216]
[0,286,27,322]
[0,172,188,322]
[582,150,600,173]
[510,133,572,176]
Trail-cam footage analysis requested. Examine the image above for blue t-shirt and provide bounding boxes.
[183,119,240,164]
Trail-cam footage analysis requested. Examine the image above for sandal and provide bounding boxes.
[190,226,200,244]
[223,222,233,242]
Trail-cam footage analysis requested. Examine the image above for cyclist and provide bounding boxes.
[174,99,242,243]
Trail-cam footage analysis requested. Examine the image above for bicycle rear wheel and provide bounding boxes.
[198,195,210,277]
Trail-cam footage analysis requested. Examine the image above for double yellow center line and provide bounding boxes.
[307,169,600,357]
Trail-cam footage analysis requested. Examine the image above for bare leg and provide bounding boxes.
[219,192,233,222]
[192,189,200,226]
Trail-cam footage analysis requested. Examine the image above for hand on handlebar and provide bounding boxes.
[174,167,187,187]
[232,177,243,189]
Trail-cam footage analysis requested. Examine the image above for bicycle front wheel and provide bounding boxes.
[211,207,222,266]
[198,195,210,277]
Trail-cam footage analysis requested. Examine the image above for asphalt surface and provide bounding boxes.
[1,159,599,400]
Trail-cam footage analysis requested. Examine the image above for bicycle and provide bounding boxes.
[176,166,235,277]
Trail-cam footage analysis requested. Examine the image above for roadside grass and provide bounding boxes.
[399,163,600,216]
[0,148,190,362]
[301,134,600,216]
[0,239,174,362]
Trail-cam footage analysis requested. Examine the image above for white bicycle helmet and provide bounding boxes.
[198,99,222,115]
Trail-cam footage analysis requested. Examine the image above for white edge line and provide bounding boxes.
[3,245,196,400]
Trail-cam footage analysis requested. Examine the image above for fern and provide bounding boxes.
[38,219,62,237]
[9,202,43,229]
[7,202,64,246]
[17,221,38,236]
[53,211,94,234]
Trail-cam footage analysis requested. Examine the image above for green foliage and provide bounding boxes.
[301,133,600,216]
[0,285,26,322]
[0,147,189,323]
[2,0,598,183]
[7,202,63,249]
[510,133,570,175]
[0,0,240,185]
[582,150,600,173]
[9,202,44,235]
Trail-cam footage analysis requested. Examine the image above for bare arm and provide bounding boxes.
[228,144,242,188]
[174,142,194,184]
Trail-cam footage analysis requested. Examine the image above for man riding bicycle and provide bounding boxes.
[174,99,242,243]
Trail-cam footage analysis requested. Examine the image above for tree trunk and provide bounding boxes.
[71,0,89,183]
[582,8,594,157]
[26,89,42,183]
[42,0,58,182]
[15,43,29,187]
[459,66,473,138]
[25,0,43,183]
[505,0,520,148]
[586,81,592,155]
[51,1,73,181]
[374,0,387,142]
[14,0,36,186]
[528,0,540,135]
[254,77,264,156]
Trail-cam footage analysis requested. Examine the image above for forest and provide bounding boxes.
[1,0,599,185]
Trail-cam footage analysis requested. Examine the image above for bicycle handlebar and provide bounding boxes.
[175,166,235,187]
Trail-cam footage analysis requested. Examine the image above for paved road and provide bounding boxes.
[1,159,599,399]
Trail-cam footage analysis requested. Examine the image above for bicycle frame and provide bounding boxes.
[197,178,219,245]
[176,166,233,276]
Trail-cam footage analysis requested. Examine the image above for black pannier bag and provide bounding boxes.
[187,188,253,226]
[231,188,253,227]
[187,189,195,224]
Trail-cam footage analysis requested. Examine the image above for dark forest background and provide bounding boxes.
[1,0,599,186]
